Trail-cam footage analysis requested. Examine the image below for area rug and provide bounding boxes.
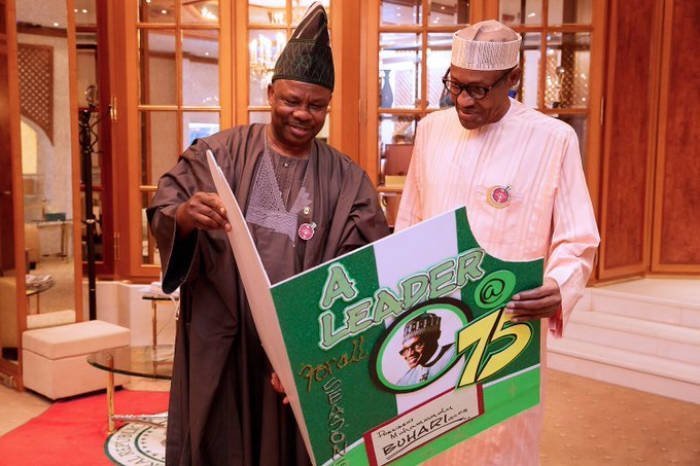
[0,390,169,466]
[104,415,167,465]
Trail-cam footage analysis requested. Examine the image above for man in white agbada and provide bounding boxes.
[396,20,600,465]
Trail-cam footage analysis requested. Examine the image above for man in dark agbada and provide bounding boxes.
[147,4,389,465]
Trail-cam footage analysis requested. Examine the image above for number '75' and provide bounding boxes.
[456,308,533,388]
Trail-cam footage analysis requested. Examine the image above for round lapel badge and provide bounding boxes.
[486,185,511,209]
[298,222,317,241]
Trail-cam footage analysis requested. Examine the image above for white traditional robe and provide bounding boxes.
[396,98,600,465]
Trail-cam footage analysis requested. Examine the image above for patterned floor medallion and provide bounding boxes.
[105,418,167,466]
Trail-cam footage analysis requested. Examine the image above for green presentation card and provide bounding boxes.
[270,207,543,465]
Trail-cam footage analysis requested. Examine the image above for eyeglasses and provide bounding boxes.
[442,68,513,100]
[400,340,425,356]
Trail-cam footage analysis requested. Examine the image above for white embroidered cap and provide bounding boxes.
[451,20,522,70]
[403,313,441,343]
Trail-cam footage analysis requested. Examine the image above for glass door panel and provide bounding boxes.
[136,0,222,267]
[140,111,179,185]
[181,0,220,25]
[249,0,286,25]
[379,115,418,153]
[544,32,590,109]
[426,32,453,109]
[182,30,220,106]
[141,190,157,264]
[520,32,542,107]
[292,0,330,25]
[248,29,286,106]
[379,33,422,109]
[139,30,177,105]
[139,0,176,23]
[182,111,220,150]
[499,0,542,25]
[428,0,470,26]
[249,110,271,124]
[548,0,592,25]
[498,0,598,169]
[369,0,474,220]
[381,0,422,26]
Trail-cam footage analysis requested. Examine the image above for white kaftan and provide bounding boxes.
[396,98,600,465]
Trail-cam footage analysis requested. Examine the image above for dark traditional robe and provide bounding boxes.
[147,124,389,466]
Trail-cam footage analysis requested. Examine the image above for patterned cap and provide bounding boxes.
[272,2,335,90]
[403,313,441,343]
[451,20,522,71]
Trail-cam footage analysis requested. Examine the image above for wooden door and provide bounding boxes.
[597,0,663,280]
[0,0,15,272]
[109,0,232,281]
[651,0,700,273]
[0,0,27,388]
[598,0,700,279]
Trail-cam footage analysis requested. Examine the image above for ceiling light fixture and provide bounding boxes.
[200,6,218,21]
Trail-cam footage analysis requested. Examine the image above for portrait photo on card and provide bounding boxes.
[371,298,472,393]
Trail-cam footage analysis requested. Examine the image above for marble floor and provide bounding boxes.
[542,369,700,465]
[595,277,700,302]
[1,369,698,464]
[0,377,168,436]
[0,380,50,437]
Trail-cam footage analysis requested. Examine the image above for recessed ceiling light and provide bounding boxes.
[161,9,168,14]
[53,22,60,27]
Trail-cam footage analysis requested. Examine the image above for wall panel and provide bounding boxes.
[652,0,700,271]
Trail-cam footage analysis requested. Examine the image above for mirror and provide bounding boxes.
[1,0,81,367]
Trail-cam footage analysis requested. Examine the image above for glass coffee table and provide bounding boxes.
[87,345,173,433]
